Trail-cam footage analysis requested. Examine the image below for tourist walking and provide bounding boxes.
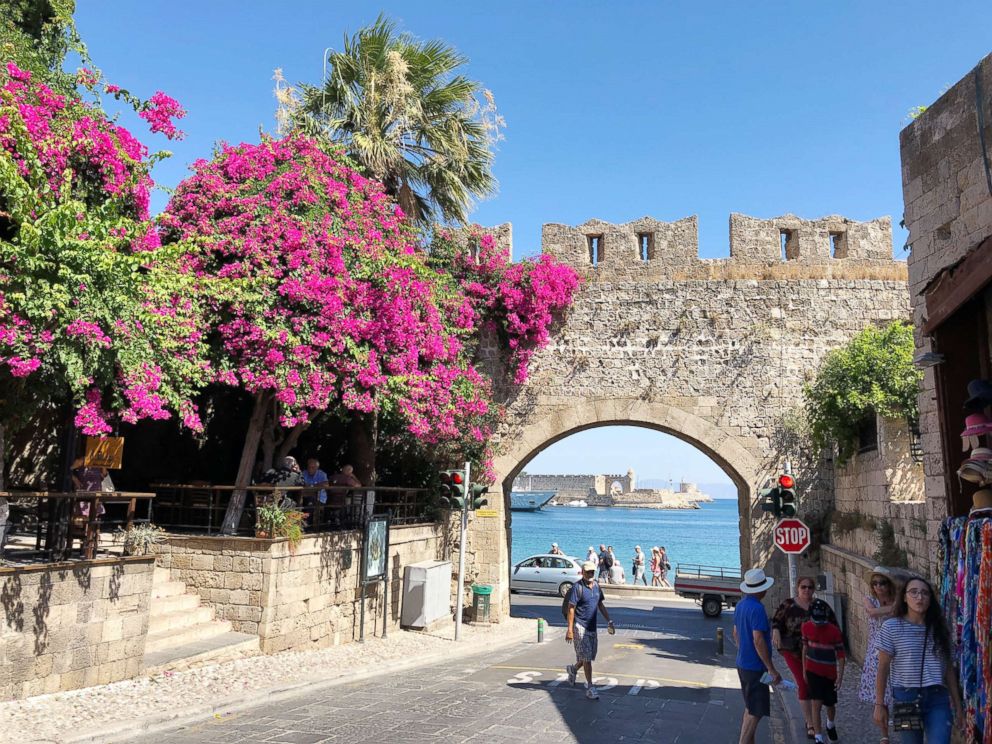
[874,576,964,744]
[650,547,663,587]
[734,567,781,744]
[586,545,597,564]
[658,546,672,587]
[802,599,846,743]
[772,576,838,738]
[597,543,612,581]
[859,566,897,741]
[632,545,648,585]
[549,542,563,555]
[565,560,614,700]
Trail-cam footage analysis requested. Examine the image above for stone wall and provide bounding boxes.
[474,213,911,619]
[901,52,992,564]
[828,415,928,575]
[153,522,453,653]
[513,472,634,494]
[821,544,877,665]
[0,556,155,700]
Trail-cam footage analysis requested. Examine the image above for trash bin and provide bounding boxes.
[471,584,493,623]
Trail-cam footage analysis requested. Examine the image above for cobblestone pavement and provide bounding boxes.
[131,596,776,744]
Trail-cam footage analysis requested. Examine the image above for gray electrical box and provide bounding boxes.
[401,560,453,629]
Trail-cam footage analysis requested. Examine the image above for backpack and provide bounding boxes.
[561,581,600,619]
[603,552,614,569]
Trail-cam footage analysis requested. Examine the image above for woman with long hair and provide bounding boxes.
[859,567,898,741]
[874,576,963,744]
[650,547,662,587]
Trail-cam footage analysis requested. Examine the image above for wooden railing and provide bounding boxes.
[0,490,155,561]
[147,483,432,536]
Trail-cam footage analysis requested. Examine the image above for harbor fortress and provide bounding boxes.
[512,468,713,509]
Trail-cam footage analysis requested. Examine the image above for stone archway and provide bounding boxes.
[467,398,762,620]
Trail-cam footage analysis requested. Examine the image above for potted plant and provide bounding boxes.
[114,523,167,556]
[255,501,305,552]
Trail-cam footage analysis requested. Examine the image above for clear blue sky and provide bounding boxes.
[74,2,990,484]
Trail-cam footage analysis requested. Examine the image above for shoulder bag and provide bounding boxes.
[891,624,928,731]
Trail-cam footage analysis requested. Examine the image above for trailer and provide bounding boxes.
[673,563,743,618]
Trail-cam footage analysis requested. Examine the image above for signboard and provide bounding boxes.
[475,509,499,518]
[774,517,811,554]
[362,515,389,581]
[84,436,124,469]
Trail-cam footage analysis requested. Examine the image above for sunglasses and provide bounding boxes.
[871,580,890,587]
[798,584,814,590]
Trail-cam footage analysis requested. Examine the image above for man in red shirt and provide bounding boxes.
[802,599,846,743]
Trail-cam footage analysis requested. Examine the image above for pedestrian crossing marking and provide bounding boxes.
[492,665,708,688]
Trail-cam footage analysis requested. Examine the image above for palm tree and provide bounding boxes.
[296,14,500,226]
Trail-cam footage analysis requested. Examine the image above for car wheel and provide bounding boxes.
[702,595,722,618]
[558,581,573,598]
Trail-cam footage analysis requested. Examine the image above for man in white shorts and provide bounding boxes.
[565,561,614,699]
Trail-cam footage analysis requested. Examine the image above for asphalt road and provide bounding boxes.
[134,593,781,744]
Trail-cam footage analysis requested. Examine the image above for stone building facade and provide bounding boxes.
[464,214,911,619]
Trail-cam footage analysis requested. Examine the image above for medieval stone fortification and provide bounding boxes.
[512,470,711,508]
[467,213,911,618]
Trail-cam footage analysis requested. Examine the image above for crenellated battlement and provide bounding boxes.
[498,213,899,278]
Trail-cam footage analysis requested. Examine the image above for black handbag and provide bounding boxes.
[892,625,928,731]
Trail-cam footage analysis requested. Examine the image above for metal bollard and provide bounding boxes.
[716,627,725,655]
[537,617,545,643]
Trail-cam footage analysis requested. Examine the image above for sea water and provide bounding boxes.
[510,499,741,572]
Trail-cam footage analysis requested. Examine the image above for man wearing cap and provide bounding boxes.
[734,567,781,744]
[565,561,614,700]
[549,542,563,555]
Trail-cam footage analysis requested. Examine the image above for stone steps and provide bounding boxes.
[143,568,259,672]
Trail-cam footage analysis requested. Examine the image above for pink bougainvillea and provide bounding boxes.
[162,134,490,445]
[0,63,207,435]
[138,91,186,141]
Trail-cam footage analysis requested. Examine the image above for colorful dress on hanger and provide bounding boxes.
[858,595,892,705]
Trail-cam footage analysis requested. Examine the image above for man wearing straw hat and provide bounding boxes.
[734,567,782,744]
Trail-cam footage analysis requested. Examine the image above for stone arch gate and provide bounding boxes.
[464,213,910,619]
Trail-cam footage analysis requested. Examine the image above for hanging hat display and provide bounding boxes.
[957,457,992,484]
[960,412,992,451]
[963,379,992,412]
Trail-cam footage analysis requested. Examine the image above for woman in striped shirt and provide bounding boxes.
[873,576,963,744]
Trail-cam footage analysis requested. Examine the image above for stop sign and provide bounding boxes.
[774,518,811,554]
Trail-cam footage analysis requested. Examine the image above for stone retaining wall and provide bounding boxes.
[0,556,155,700]
[821,544,876,665]
[153,522,453,654]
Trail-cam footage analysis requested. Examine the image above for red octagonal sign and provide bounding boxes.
[774,518,811,554]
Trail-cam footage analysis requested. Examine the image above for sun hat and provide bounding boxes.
[740,567,775,594]
[551,542,558,547]
[810,599,832,624]
[961,413,992,451]
[581,561,597,572]
[964,379,992,412]
[957,457,992,484]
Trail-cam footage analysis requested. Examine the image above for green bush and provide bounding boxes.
[804,321,921,465]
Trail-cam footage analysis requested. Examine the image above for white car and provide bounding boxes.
[510,554,584,597]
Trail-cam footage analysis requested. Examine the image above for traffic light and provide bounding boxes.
[759,485,781,516]
[470,482,489,510]
[439,469,466,509]
[778,474,797,517]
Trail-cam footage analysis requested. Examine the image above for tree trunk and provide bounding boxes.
[221,391,271,535]
[347,411,377,486]
[260,399,276,471]
[275,420,309,464]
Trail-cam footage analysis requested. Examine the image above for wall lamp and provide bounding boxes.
[913,352,945,368]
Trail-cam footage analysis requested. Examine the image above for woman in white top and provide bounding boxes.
[873,576,963,744]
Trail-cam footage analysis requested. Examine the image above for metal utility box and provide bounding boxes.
[401,560,453,629]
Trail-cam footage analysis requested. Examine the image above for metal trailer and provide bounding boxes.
[673,563,744,618]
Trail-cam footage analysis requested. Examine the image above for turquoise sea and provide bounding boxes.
[510,499,741,572]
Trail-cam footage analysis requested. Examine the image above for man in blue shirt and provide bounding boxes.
[734,567,782,744]
[565,561,614,700]
[302,458,329,505]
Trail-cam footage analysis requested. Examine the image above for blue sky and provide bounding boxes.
[73,2,990,484]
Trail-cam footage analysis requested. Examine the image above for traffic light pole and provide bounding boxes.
[783,462,797,592]
[454,460,470,641]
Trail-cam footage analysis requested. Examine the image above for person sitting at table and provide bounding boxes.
[70,457,107,518]
[302,458,330,506]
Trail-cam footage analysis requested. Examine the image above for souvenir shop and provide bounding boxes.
[926,235,992,743]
